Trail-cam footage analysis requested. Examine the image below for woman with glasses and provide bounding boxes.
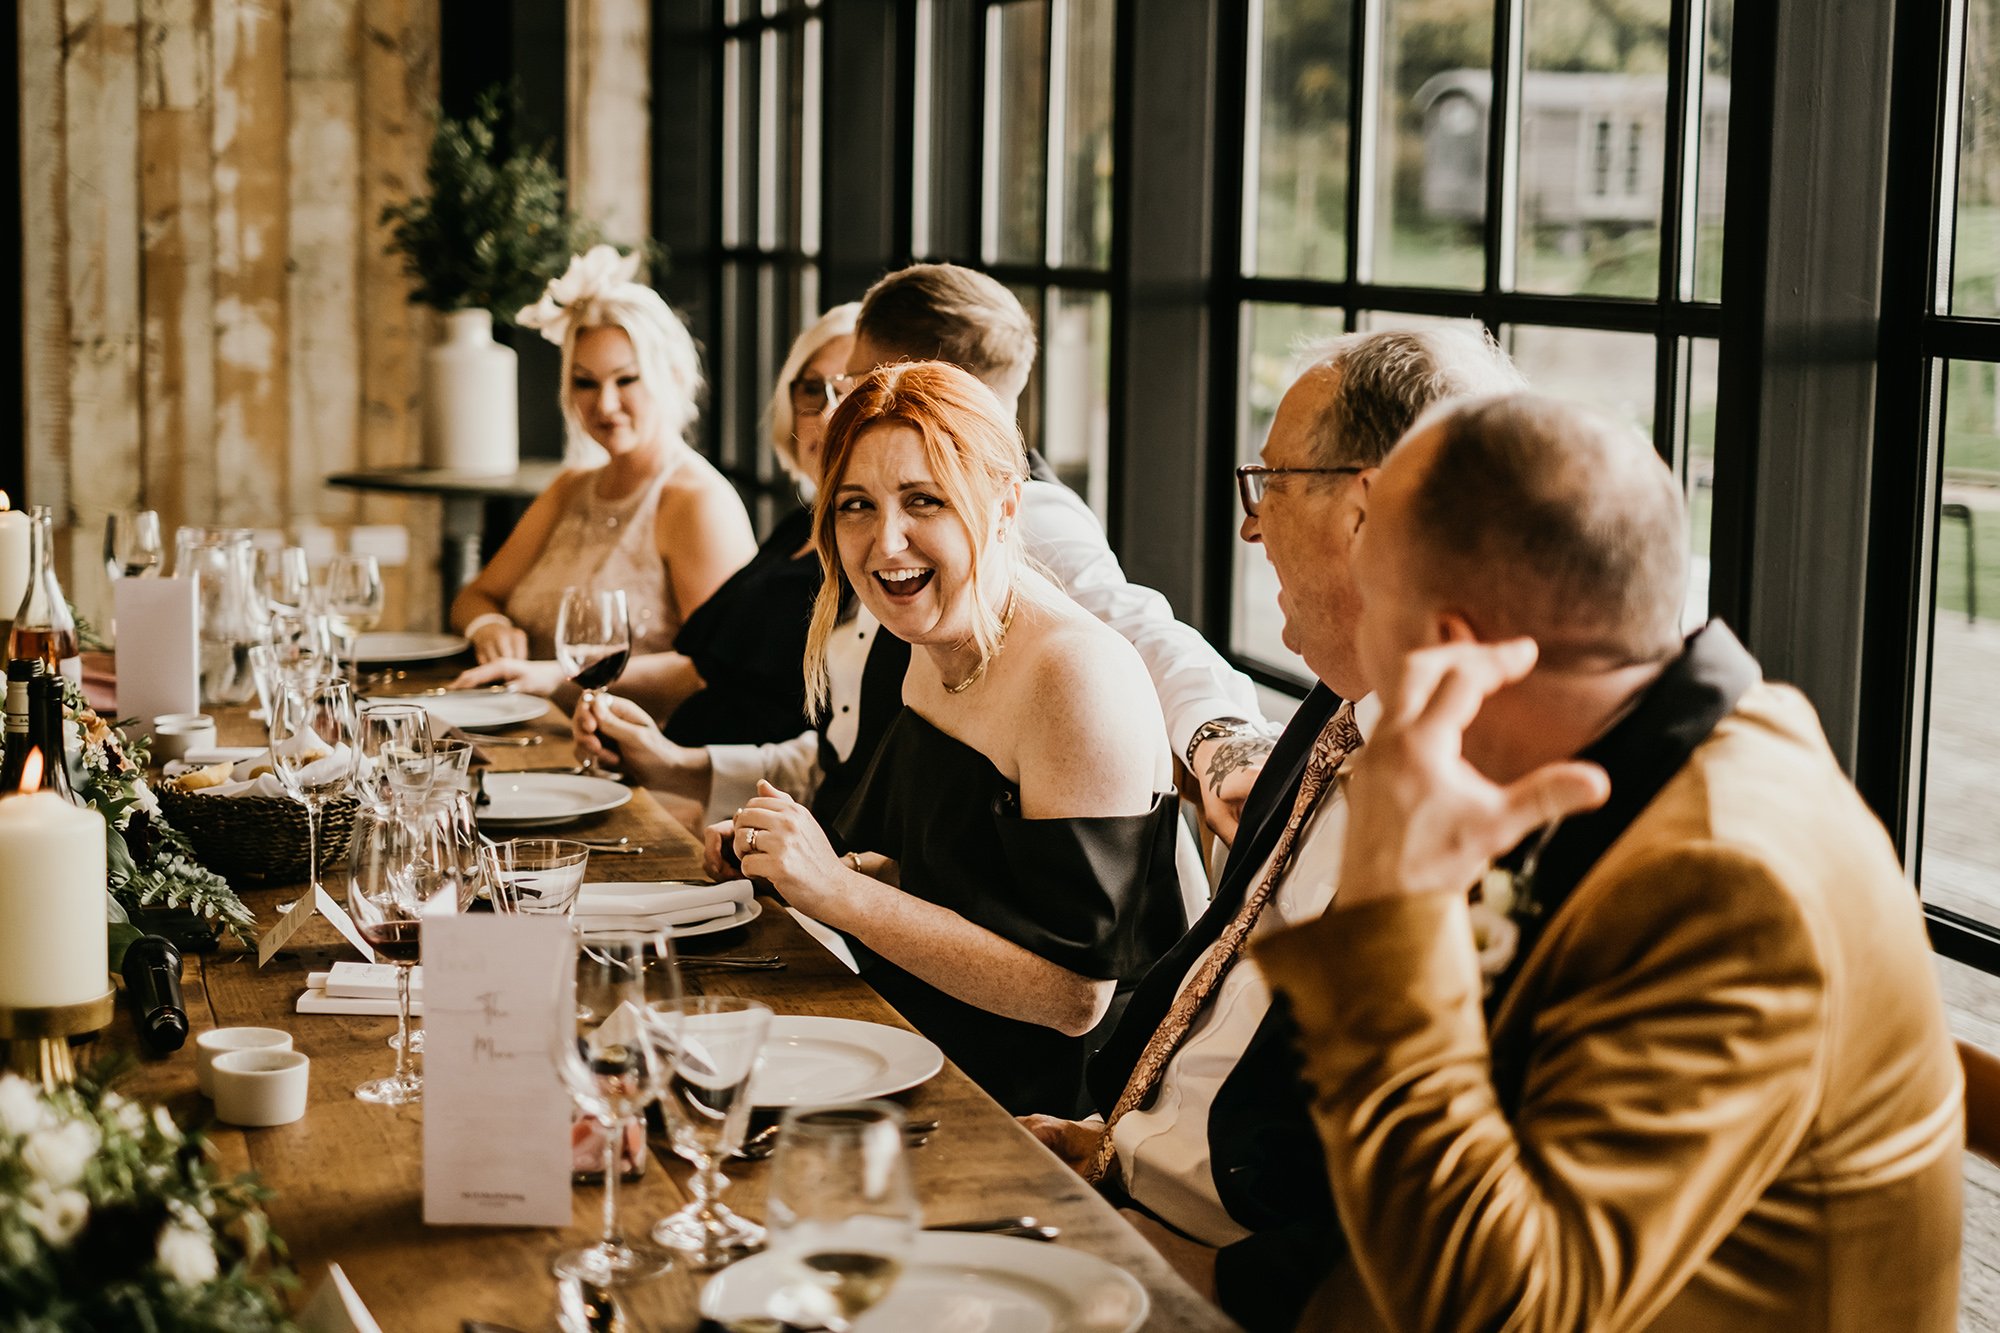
[567,304,861,768]
[448,247,758,698]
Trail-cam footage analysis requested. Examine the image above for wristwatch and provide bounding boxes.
[1183,716,1272,769]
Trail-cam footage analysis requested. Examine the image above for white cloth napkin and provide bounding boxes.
[179,744,355,799]
[296,986,424,1018]
[309,963,421,1000]
[574,880,752,919]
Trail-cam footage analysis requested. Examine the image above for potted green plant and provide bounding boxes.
[382,89,603,475]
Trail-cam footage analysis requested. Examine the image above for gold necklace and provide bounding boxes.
[943,589,1018,695]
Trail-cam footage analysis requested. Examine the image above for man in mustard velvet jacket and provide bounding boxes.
[1254,394,1963,1331]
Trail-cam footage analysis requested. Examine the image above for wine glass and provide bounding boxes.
[649,995,772,1268]
[482,838,590,915]
[356,701,434,812]
[267,676,357,914]
[555,588,632,775]
[324,553,385,674]
[763,1103,921,1331]
[552,932,680,1283]
[256,545,312,618]
[103,510,163,580]
[347,794,483,1104]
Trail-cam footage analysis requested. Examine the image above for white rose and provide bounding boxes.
[24,1184,89,1248]
[156,1221,219,1287]
[22,1118,101,1188]
[0,1072,50,1137]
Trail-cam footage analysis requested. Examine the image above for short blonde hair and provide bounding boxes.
[767,303,860,482]
[804,361,1028,714]
[556,287,703,461]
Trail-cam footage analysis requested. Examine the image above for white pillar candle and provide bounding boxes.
[0,497,28,621]
[0,790,108,1008]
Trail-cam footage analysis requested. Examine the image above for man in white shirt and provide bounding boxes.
[1021,327,1528,1331]
[580,264,1272,859]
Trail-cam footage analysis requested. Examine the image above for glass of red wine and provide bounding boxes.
[347,793,482,1104]
[555,587,633,775]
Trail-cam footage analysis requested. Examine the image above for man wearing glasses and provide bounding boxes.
[1023,325,1527,1331]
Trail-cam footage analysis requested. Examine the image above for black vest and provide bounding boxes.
[810,628,912,829]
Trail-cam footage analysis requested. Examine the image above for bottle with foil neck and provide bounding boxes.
[5,506,79,684]
[0,658,75,802]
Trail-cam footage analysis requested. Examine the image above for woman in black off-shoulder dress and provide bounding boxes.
[712,361,1188,1116]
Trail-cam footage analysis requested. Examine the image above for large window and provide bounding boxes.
[1222,0,1730,683]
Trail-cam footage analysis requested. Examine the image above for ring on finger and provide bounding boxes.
[744,827,760,853]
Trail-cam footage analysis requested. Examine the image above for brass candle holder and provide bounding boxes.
[0,991,116,1089]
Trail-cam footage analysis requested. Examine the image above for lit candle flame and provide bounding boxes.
[17,748,42,793]
[0,491,10,513]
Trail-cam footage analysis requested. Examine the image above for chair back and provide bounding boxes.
[1959,1038,2000,1162]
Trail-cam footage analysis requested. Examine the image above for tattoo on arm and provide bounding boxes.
[1203,736,1276,792]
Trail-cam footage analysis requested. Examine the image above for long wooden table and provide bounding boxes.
[99,670,1237,1332]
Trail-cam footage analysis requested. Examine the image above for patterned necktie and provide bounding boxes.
[1080,700,1363,1186]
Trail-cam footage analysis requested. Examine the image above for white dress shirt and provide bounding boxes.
[704,476,1263,821]
[1111,694,1379,1247]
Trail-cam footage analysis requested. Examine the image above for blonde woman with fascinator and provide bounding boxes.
[568,303,859,765]
[450,246,756,697]
[704,362,1189,1117]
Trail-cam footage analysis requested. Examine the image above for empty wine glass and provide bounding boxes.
[482,838,590,915]
[649,995,772,1268]
[267,676,357,914]
[103,510,163,580]
[256,545,312,618]
[356,702,434,812]
[552,932,680,1283]
[555,588,631,775]
[764,1103,921,1331]
[323,553,385,674]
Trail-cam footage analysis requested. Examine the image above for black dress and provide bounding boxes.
[831,708,1189,1116]
[663,506,820,746]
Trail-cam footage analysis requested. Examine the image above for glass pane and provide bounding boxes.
[1230,303,1348,678]
[802,18,823,255]
[758,28,788,252]
[1692,0,1731,302]
[1040,289,1112,523]
[1953,0,2000,314]
[1501,324,1655,438]
[1373,0,1493,288]
[1681,338,1718,630]
[1513,0,1672,298]
[1919,360,2000,922]
[1354,309,1485,335]
[985,2,1050,265]
[1245,0,1354,281]
[1008,283,1048,459]
[722,39,746,248]
[1057,0,1116,268]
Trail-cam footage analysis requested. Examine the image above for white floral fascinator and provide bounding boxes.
[516,245,644,346]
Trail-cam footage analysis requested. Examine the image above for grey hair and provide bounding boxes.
[766,303,861,482]
[1300,327,1527,469]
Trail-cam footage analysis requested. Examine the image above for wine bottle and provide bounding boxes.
[5,506,80,683]
[0,659,39,793]
[121,935,189,1054]
[29,672,77,803]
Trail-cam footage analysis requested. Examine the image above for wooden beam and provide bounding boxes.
[19,0,70,517]
[139,0,217,550]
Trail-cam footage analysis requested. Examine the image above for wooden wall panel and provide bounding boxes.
[62,0,145,618]
[286,0,362,521]
[139,0,216,548]
[567,0,650,248]
[21,0,71,525]
[209,0,288,529]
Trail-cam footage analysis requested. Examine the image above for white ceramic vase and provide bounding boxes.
[423,308,520,474]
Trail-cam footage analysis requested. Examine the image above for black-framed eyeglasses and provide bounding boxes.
[789,376,837,417]
[1235,464,1366,517]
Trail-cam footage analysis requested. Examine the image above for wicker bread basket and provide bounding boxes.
[154,788,359,885]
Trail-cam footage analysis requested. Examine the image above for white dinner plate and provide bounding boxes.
[746,1015,944,1109]
[354,631,469,664]
[381,690,548,731]
[700,1232,1149,1333]
[579,899,762,940]
[476,772,631,825]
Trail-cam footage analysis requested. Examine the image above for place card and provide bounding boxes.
[258,885,376,967]
[421,913,572,1227]
[298,1263,384,1333]
[113,577,198,724]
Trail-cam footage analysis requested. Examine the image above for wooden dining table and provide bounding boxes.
[96,663,1238,1332]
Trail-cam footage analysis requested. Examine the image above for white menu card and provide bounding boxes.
[421,913,573,1227]
[114,577,198,724]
